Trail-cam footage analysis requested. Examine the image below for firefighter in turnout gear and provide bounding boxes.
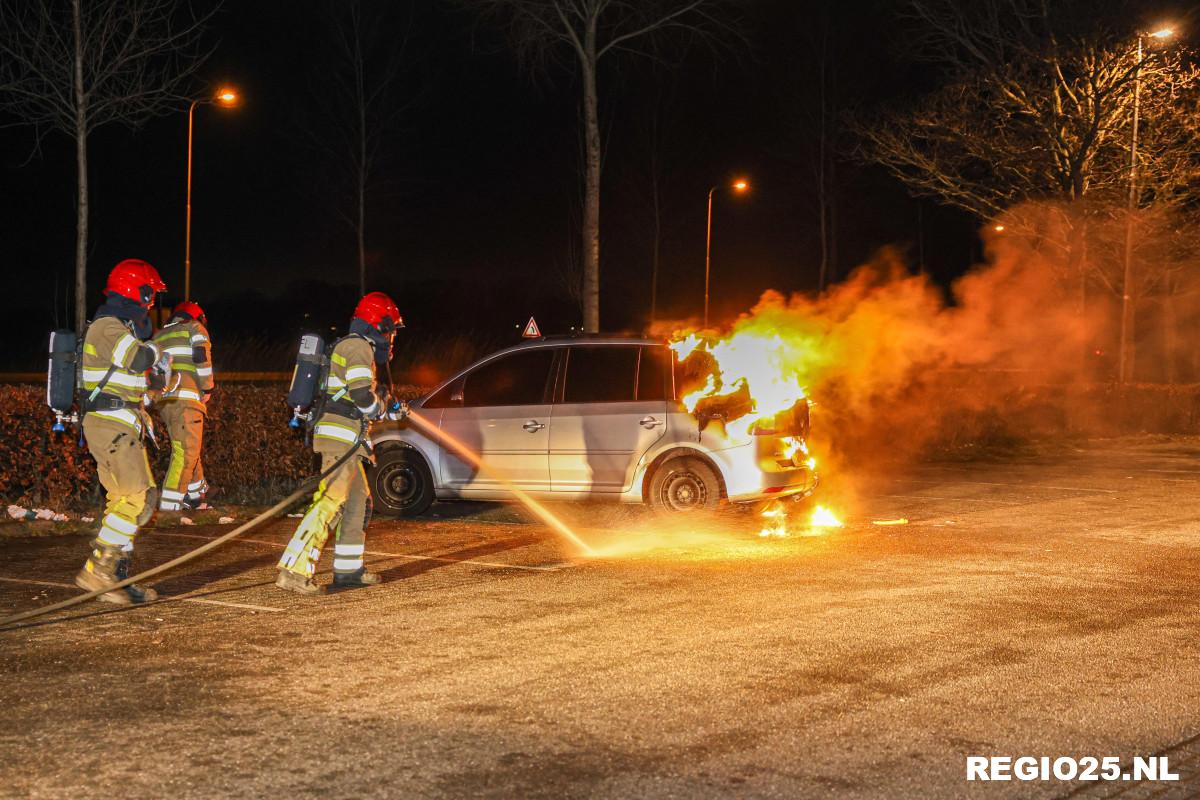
[276,291,403,595]
[153,301,214,511]
[75,259,171,604]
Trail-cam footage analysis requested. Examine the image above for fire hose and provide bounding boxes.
[0,421,369,630]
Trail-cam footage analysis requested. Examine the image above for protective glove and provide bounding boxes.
[385,400,410,421]
[149,352,174,391]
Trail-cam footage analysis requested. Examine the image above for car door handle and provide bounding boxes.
[523,420,545,432]
[640,416,664,429]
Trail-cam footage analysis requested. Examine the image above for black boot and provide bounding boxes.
[275,569,323,595]
[114,556,159,604]
[74,542,158,605]
[332,568,382,589]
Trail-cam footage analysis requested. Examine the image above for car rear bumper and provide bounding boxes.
[708,438,820,504]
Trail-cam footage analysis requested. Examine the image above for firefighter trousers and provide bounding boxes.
[159,402,206,508]
[82,415,157,557]
[278,449,372,578]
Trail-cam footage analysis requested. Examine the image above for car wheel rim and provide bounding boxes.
[661,471,707,512]
[378,461,419,508]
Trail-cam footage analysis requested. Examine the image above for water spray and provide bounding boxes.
[404,409,595,556]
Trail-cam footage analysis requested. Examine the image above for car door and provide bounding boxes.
[549,344,669,493]
[436,347,556,491]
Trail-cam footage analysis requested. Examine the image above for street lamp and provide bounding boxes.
[1118,28,1173,383]
[185,86,240,302]
[704,177,750,327]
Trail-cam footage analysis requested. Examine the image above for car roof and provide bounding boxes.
[414,336,668,403]
[488,335,665,358]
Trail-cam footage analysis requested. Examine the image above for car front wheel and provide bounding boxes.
[370,446,435,518]
[647,456,722,513]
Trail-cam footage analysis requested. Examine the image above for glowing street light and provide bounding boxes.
[1119,27,1175,382]
[704,177,751,327]
[185,86,240,301]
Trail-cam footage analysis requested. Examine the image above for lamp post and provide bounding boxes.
[704,178,749,327]
[1119,28,1172,383]
[185,87,239,302]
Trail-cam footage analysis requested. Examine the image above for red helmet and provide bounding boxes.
[173,301,206,326]
[105,259,166,307]
[353,291,403,333]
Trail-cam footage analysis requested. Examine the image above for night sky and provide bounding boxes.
[1,0,998,371]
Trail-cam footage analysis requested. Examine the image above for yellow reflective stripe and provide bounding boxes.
[97,527,133,547]
[345,366,373,381]
[196,366,213,377]
[331,353,347,366]
[99,371,146,389]
[334,543,365,556]
[156,330,190,342]
[103,513,138,536]
[81,368,112,383]
[174,363,197,373]
[314,424,359,443]
[112,334,138,367]
[83,343,99,356]
[89,409,141,431]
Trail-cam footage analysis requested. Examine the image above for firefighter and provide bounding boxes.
[75,259,171,604]
[153,301,214,511]
[276,291,403,595]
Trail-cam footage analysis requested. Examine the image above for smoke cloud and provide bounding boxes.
[656,201,1200,476]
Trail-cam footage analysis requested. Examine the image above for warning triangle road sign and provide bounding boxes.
[522,317,541,338]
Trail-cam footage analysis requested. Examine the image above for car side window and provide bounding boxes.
[462,349,554,407]
[637,346,669,401]
[563,346,638,404]
[422,379,460,409]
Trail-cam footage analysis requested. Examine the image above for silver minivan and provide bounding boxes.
[368,337,818,516]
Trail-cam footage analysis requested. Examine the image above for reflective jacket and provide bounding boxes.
[152,319,214,411]
[81,317,158,433]
[313,335,380,452]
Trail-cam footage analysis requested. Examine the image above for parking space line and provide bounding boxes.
[894,478,1119,493]
[0,576,285,612]
[879,492,1027,505]
[153,531,565,572]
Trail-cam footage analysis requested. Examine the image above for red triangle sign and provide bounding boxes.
[522,316,541,338]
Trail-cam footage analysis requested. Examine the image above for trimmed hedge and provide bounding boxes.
[0,383,422,511]
[5,381,1200,510]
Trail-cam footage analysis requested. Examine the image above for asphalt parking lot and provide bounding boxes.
[2,437,1199,799]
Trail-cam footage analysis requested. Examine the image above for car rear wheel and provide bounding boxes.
[370,447,434,518]
[648,456,721,513]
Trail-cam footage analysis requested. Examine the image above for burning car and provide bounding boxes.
[367,336,819,517]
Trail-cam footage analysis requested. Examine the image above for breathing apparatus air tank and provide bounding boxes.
[46,329,78,432]
[287,333,327,428]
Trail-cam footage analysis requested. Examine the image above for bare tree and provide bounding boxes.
[852,0,1200,380]
[306,0,415,295]
[0,0,213,332]
[854,2,1160,214]
[463,0,739,332]
[615,72,693,326]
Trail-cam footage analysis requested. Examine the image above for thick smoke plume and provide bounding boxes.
[657,201,1200,474]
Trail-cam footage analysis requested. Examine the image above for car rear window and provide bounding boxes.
[462,348,554,407]
[563,346,638,403]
